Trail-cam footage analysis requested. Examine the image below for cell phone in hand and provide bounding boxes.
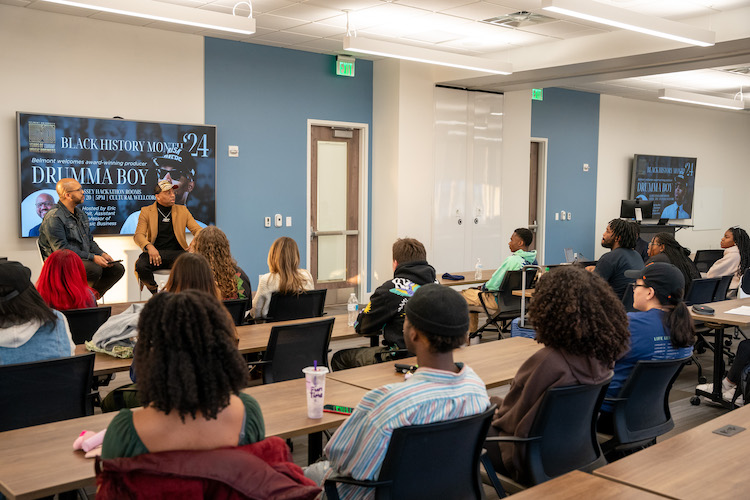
[323,404,354,415]
[109,259,123,263]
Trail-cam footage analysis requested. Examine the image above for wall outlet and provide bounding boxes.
[264,216,271,228]
[560,210,566,221]
[274,214,282,227]
[583,163,589,172]
[567,212,572,220]
[286,216,292,227]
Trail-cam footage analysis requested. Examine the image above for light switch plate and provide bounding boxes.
[286,216,292,227]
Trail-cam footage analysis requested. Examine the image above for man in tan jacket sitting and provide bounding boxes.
[134,180,202,294]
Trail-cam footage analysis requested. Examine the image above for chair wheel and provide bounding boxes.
[690,396,701,406]
[698,376,707,384]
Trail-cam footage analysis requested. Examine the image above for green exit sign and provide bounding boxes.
[532,88,543,101]
[336,56,355,77]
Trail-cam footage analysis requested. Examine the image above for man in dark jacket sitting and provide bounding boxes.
[331,238,437,370]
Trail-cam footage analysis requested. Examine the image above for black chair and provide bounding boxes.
[693,249,724,274]
[264,289,327,323]
[684,277,720,306]
[599,357,689,460]
[325,405,497,500]
[248,317,334,384]
[62,306,112,345]
[0,354,96,431]
[470,267,538,339]
[713,274,734,302]
[483,377,611,495]
[222,298,249,326]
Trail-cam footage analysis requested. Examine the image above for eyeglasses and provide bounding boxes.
[156,167,194,181]
[35,201,54,208]
[67,187,84,193]
[630,282,650,291]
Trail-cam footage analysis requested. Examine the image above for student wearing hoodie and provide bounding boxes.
[462,228,537,334]
[0,260,75,365]
[330,238,437,370]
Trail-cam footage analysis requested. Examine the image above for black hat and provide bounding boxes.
[674,172,687,186]
[0,261,32,303]
[153,148,196,177]
[625,262,684,301]
[405,283,468,337]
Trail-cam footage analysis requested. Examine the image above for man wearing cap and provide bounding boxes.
[660,173,690,219]
[120,148,206,234]
[305,284,490,496]
[133,179,202,294]
[38,178,125,299]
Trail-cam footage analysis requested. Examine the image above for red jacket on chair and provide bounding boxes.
[95,436,321,500]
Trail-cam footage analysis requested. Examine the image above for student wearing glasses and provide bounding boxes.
[598,262,695,433]
[38,178,125,299]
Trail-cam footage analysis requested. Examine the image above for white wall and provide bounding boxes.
[0,5,204,301]
[596,95,750,258]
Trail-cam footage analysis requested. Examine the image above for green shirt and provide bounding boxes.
[485,249,537,292]
[101,392,265,459]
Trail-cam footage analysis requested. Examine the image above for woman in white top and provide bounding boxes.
[707,226,750,293]
[252,237,314,319]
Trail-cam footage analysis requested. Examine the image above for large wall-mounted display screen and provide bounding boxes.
[17,112,216,237]
[630,154,696,220]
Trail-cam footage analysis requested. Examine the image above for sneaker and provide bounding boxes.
[697,379,735,394]
[696,383,713,393]
[723,389,744,406]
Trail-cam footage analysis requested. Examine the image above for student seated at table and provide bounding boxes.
[305,284,490,497]
[485,266,630,484]
[252,237,314,319]
[587,219,643,299]
[0,260,75,365]
[330,238,437,370]
[645,233,700,293]
[461,228,537,333]
[101,290,264,458]
[707,226,750,296]
[190,225,251,300]
[36,249,96,311]
[598,262,695,433]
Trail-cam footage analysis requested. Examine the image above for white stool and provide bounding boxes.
[139,269,171,300]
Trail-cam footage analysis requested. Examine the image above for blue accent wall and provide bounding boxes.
[531,88,600,264]
[205,38,373,291]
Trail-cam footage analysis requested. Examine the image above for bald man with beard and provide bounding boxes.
[28,192,54,237]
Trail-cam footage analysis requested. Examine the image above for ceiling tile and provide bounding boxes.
[305,0,383,11]
[0,0,32,6]
[255,12,308,29]
[516,19,593,37]
[394,0,476,13]
[269,2,343,22]
[291,21,346,36]
[442,2,516,22]
[402,29,463,43]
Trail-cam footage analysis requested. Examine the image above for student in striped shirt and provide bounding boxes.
[306,284,490,499]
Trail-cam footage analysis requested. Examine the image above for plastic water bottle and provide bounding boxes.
[475,258,483,280]
[347,293,359,327]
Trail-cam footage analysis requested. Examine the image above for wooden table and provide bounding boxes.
[438,268,495,286]
[689,297,750,408]
[328,337,542,390]
[510,470,665,499]
[512,289,534,298]
[0,378,366,500]
[594,403,750,499]
[80,313,356,377]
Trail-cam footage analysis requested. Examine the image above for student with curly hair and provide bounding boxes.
[587,219,643,299]
[708,226,750,294]
[645,232,700,292]
[190,226,251,300]
[485,266,630,483]
[101,290,264,458]
[252,237,314,319]
[36,249,96,311]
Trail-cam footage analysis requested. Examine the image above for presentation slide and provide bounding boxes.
[631,154,696,220]
[18,112,216,237]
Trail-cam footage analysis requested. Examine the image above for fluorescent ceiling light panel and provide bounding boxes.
[343,36,512,75]
[541,0,714,47]
[658,89,745,110]
[39,0,256,35]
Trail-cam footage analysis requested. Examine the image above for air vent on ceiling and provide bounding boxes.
[481,11,556,28]
[720,66,750,76]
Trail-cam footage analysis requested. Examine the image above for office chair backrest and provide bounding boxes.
[496,268,537,309]
[0,353,95,431]
[62,306,112,345]
[222,298,249,326]
[263,317,334,384]
[266,289,327,322]
[525,377,611,484]
[375,405,496,500]
[693,249,724,274]
[713,274,734,302]
[609,357,688,445]
[684,277,720,306]
[741,273,750,299]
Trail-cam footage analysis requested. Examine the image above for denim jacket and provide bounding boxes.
[0,311,74,365]
[38,201,103,261]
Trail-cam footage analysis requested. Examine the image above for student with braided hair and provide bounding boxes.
[101,290,264,458]
[645,232,700,293]
[587,219,643,299]
[708,226,750,294]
